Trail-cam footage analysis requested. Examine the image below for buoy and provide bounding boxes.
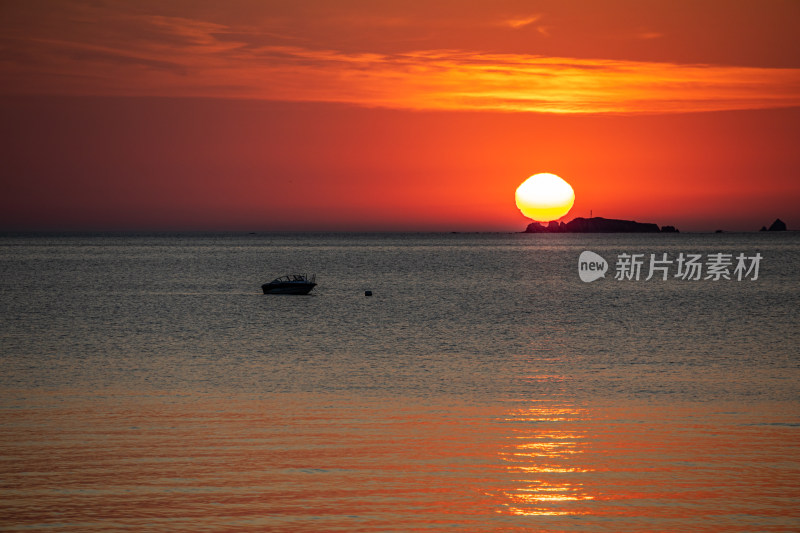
[365,290,372,296]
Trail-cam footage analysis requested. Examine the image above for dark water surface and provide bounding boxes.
[1,232,799,531]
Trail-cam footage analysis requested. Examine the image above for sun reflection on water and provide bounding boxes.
[497,403,595,517]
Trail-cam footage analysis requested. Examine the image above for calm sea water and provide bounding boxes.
[1,232,799,532]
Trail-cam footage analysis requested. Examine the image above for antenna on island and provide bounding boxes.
[590,209,592,218]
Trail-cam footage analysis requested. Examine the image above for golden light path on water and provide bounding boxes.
[496,403,594,517]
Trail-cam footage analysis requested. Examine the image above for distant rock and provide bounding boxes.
[661,225,679,233]
[760,226,768,232]
[767,218,787,231]
[525,216,667,233]
[525,221,563,233]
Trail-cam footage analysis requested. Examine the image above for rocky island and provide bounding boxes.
[525,216,679,233]
[760,218,787,232]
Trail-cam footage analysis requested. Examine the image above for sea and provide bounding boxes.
[1,231,798,532]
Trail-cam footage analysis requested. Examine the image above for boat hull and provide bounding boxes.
[261,282,316,295]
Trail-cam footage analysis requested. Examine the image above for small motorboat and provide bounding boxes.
[261,273,316,295]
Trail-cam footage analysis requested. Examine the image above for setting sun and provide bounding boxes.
[515,173,576,222]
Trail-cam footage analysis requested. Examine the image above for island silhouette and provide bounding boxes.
[525,216,790,233]
[524,216,679,233]
[760,218,787,232]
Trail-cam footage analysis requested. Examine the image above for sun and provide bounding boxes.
[515,173,575,222]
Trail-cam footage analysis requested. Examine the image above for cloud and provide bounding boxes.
[503,15,542,29]
[2,12,799,115]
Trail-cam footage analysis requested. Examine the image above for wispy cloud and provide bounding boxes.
[503,15,542,30]
[2,13,799,114]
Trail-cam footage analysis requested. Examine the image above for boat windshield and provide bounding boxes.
[270,274,307,283]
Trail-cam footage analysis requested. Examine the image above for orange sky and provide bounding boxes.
[1,0,799,231]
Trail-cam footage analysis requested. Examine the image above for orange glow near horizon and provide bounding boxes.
[515,173,575,222]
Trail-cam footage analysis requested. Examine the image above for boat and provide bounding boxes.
[261,273,316,295]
